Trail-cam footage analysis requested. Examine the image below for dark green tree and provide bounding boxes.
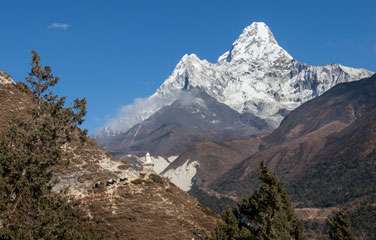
[213,208,253,240]
[238,162,304,240]
[328,210,358,240]
[213,162,304,240]
[0,51,100,239]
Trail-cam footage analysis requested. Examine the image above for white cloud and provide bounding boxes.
[48,22,71,30]
[97,91,182,136]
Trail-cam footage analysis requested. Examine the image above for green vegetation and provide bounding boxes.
[290,150,376,208]
[328,210,357,240]
[213,208,253,240]
[0,51,101,239]
[213,163,304,240]
[350,202,376,240]
[190,184,237,214]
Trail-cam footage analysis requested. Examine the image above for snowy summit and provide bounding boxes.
[218,22,292,64]
[100,21,373,135]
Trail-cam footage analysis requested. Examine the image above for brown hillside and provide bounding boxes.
[0,79,219,240]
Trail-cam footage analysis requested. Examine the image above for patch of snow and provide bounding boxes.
[338,65,372,79]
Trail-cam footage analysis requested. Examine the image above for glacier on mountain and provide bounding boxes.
[100,22,373,135]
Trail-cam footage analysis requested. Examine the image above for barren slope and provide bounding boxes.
[0,78,219,240]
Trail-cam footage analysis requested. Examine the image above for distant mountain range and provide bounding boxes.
[99,22,372,137]
[97,22,373,193]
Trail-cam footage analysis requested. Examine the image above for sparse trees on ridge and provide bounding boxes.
[0,51,101,239]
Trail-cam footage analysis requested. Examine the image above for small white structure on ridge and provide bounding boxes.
[142,152,154,174]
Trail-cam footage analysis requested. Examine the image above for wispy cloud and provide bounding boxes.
[48,22,71,30]
[97,91,182,136]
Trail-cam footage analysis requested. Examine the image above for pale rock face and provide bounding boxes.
[0,71,14,85]
[149,155,178,174]
[130,154,178,175]
[101,21,373,134]
[162,160,199,191]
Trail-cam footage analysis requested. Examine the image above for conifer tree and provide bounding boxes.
[213,162,304,240]
[213,208,253,240]
[0,51,100,239]
[328,210,358,240]
[238,162,304,240]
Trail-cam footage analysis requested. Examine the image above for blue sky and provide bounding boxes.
[0,0,375,133]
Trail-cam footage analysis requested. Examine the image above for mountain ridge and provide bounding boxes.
[213,74,376,201]
[100,21,373,136]
[100,87,268,158]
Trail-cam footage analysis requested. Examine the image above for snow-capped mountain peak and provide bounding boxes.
[241,22,277,44]
[218,22,293,64]
[99,21,373,136]
[171,53,207,80]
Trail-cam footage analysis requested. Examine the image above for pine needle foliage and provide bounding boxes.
[328,210,358,240]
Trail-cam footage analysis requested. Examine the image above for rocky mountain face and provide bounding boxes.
[102,87,269,157]
[213,74,376,239]
[163,138,263,190]
[214,74,376,198]
[161,137,264,211]
[0,77,219,240]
